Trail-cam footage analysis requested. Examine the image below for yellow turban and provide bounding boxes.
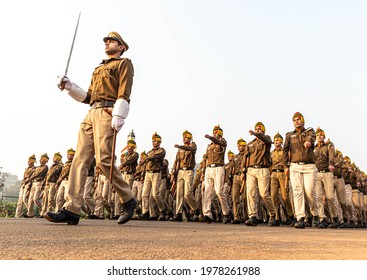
[127,139,137,148]
[152,132,162,142]
[316,127,325,136]
[54,152,62,161]
[273,132,283,142]
[28,154,36,163]
[237,138,247,146]
[67,148,75,155]
[213,125,223,136]
[182,130,192,139]
[293,112,305,124]
[41,153,49,161]
[255,122,265,133]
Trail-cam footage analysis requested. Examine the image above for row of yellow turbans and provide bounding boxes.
[28,148,75,163]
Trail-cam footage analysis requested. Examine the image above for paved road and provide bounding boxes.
[1,217,366,260]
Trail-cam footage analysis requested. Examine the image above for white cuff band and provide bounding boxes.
[68,83,87,102]
[112,98,130,119]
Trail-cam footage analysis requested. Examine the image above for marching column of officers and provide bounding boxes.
[15,112,367,229]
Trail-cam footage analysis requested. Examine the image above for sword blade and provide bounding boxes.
[64,11,81,76]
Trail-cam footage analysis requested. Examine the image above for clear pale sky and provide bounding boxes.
[1,0,366,179]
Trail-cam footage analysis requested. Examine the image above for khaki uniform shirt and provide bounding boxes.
[22,166,36,185]
[342,162,357,188]
[334,154,344,178]
[83,58,134,105]
[28,164,48,183]
[271,147,284,171]
[45,162,63,183]
[283,127,316,165]
[119,151,138,174]
[58,160,73,181]
[173,142,197,170]
[146,147,166,172]
[224,161,234,184]
[232,152,245,175]
[205,137,227,167]
[244,133,272,168]
[161,159,169,179]
[134,161,146,181]
[314,141,335,172]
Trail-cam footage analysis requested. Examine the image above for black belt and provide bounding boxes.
[33,179,43,182]
[122,171,133,175]
[318,170,330,173]
[235,172,242,176]
[208,164,223,168]
[249,165,267,169]
[272,169,284,173]
[147,170,160,173]
[179,167,194,171]
[91,101,115,108]
[294,162,312,165]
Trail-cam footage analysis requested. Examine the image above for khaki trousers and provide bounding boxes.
[102,177,113,216]
[176,170,197,214]
[93,174,105,218]
[247,167,275,219]
[64,108,132,215]
[56,180,68,212]
[83,176,96,214]
[132,180,143,210]
[142,172,164,214]
[352,189,361,222]
[231,175,242,220]
[41,182,56,216]
[27,181,43,217]
[345,184,355,221]
[289,163,318,221]
[15,184,29,218]
[315,172,337,220]
[270,171,293,220]
[334,177,348,220]
[203,166,229,219]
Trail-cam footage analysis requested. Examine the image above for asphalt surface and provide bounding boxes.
[0,217,366,260]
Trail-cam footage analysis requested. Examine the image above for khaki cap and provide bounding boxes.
[103,31,129,51]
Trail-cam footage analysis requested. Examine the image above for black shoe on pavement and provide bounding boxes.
[317,219,328,229]
[44,209,80,225]
[204,215,212,224]
[231,219,241,224]
[328,218,339,228]
[245,216,258,226]
[169,213,183,222]
[294,218,305,229]
[117,198,137,224]
[86,214,100,219]
[268,216,280,226]
[312,215,320,227]
[222,214,230,224]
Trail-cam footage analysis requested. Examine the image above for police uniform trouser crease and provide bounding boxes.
[63,108,132,215]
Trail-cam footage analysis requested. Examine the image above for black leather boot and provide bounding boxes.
[44,209,80,225]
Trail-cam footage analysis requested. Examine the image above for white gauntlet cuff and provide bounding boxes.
[68,83,87,102]
[112,98,130,119]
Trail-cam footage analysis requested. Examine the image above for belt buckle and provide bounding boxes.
[182,167,187,171]
[253,165,260,168]
[210,164,216,167]
[298,162,305,165]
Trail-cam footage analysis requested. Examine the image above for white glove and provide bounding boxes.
[57,75,87,102]
[57,75,72,91]
[111,99,130,132]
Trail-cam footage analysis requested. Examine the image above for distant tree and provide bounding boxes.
[0,168,20,200]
